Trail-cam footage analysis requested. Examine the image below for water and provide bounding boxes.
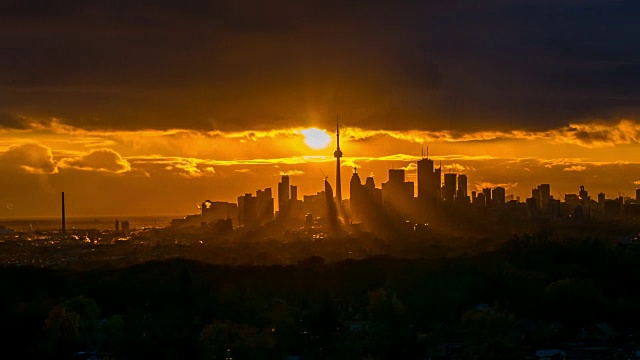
[0,215,181,232]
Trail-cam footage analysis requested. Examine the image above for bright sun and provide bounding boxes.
[300,128,332,150]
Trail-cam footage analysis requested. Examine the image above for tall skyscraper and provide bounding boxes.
[483,187,492,207]
[443,173,457,203]
[636,188,639,202]
[256,188,274,224]
[277,174,290,215]
[456,174,468,203]
[537,184,550,209]
[334,117,343,203]
[382,168,414,212]
[417,151,442,205]
[349,168,364,222]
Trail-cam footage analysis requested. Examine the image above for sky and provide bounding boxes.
[1,0,639,218]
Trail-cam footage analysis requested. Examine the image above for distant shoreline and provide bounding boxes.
[0,215,183,231]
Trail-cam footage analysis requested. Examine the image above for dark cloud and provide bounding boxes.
[1,0,639,132]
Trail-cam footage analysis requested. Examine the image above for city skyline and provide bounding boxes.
[1,1,640,217]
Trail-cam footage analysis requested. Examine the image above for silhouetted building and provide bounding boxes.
[349,168,366,222]
[278,174,290,216]
[256,188,274,224]
[456,174,468,204]
[202,200,238,226]
[637,188,640,202]
[604,197,623,219]
[290,185,298,202]
[417,156,441,204]
[325,178,339,232]
[382,169,414,212]
[492,187,506,205]
[364,176,383,206]
[115,219,120,232]
[475,192,486,207]
[443,173,457,204]
[537,184,550,209]
[238,193,258,228]
[482,188,492,207]
[579,185,590,206]
[598,192,606,205]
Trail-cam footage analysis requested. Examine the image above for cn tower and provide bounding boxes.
[334,116,343,203]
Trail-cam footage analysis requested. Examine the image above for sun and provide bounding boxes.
[300,128,332,150]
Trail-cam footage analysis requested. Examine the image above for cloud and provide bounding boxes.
[1,1,639,133]
[279,170,305,176]
[59,149,131,173]
[563,165,587,172]
[634,180,640,186]
[0,143,57,174]
[474,182,519,192]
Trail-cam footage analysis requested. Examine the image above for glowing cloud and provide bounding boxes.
[59,149,131,173]
[0,143,57,174]
[563,165,587,172]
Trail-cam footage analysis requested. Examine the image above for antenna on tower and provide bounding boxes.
[427,146,429,159]
[421,147,424,159]
[320,168,328,180]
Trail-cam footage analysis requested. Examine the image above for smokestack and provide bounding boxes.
[61,192,66,234]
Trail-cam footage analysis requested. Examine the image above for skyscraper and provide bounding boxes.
[443,173,457,203]
[492,187,506,205]
[277,174,290,216]
[349,168,364,222]
[537,184,550,209]
[334,117,343,203]
[417,154,442,205]
[456,174,468,203]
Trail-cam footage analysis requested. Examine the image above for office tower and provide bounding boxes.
[382,168,413,211]
[636,188,640,202]
[443,173,457,203]
[349,169,364,221]
[290,185,298,202]
[492,187,506,205]
[537,184,550,209]
[482,187,492,207]
[334,117,343,203]
[256,188,274,224]
[277,174,290,215]
[237,193,258,227]
[456,174,468,202]
[417,152,441,204]
[325,178,339,231]
[364,176,383,206]
[598,192,605,205]
[531,188,540,208]
[579,185,590,206]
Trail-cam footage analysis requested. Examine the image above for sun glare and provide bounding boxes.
[300,128,332,150]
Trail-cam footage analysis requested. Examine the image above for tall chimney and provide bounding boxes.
[61,192,66,234]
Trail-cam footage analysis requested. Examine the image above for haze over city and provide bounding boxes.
[1,1,639,218]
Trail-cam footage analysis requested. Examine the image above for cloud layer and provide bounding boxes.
[1,1,639,132]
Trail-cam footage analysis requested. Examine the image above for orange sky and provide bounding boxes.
[0,118,639,218]
[1,1,639,218]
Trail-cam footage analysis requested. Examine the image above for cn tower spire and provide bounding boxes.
[334,115,343,203]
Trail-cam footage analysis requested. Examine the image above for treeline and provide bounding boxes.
[3,232,640,359]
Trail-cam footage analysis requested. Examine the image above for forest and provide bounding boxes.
[3,225,640,359]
